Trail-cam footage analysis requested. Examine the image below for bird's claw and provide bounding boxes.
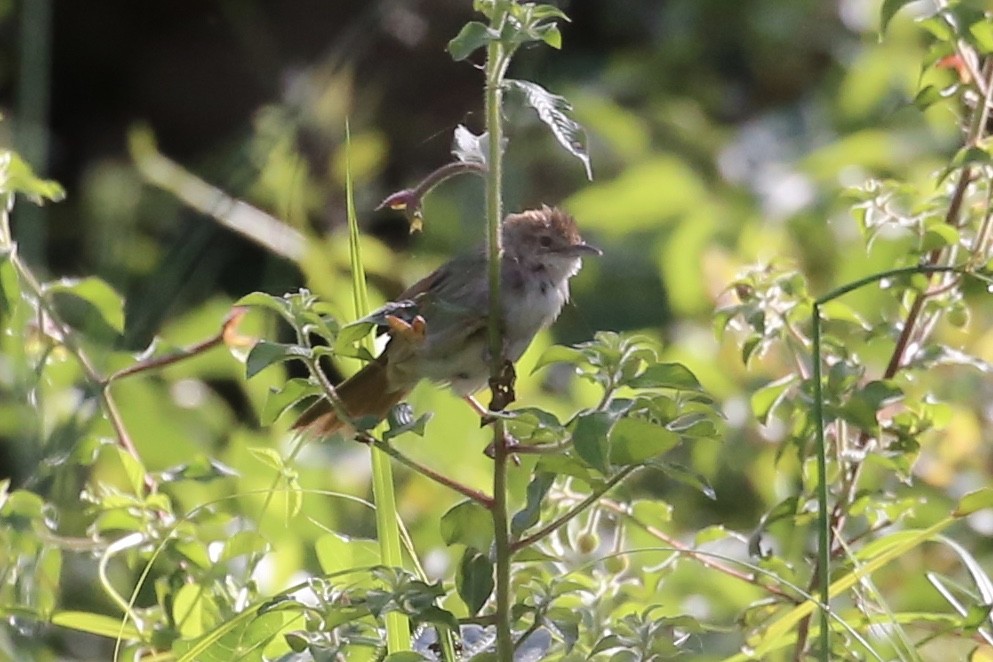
[386,314,427,343]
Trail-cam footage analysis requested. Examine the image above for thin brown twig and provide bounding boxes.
[9,248,144,471]
[358,433,494,508]
[510,467,636,552]
[598,499,797,602]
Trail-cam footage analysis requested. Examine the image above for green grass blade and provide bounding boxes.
[344,119,411,653]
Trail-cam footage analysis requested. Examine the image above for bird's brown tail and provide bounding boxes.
[292,360,408,436]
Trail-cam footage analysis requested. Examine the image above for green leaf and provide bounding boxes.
[315,531,380,575]
[646,461,716,500]
[628,362,703,391]
[609,418,679,465]
[245,341,309,379]
[511,472,555,536]
[537,24,561,49]
[261,378,318,426]
[452,124,488,166]
[751,375,796,424]
[842,380,903,431]
[221,530,269,561]
[879,0,919,33]
[922,222,960,251]
[448,21,496,61]
[51,610,141,640]
[572,411,614,474]
[969,18,993,53]
[532,344,588,372]
[954,488,993,517]
[247,447,285,472]
[456,548,493,616]
[384,653,430,662]
[505,79,593,180]
[440,500,494,551]
[382,403,431,441]
[45,276,125,342]
[235,291,292,320]
[159,457,239,483]
[0,150,65,203]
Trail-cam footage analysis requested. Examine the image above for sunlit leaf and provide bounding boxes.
[954,488,993,517]
[448,21,496,61]
[315,531,380,575]
[51,610,141,640]
[879,0,920,33]
[440,500,494,551]
[609,418,679,465]
[452,124,488,166]
[628,362,703,391]
[506,79,593,180]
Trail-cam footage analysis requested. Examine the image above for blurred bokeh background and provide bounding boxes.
[4,1,987,658]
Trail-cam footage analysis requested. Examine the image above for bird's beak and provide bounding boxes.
[571,241,602,257]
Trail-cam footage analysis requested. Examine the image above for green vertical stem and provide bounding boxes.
[484,32,514,662]
[810,303,830,659]
[15,0,52,267]
[344,122,411,653]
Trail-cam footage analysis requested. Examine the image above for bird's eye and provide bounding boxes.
[539,235,553,248]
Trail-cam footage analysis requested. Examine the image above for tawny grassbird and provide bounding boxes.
[293,205,599,436]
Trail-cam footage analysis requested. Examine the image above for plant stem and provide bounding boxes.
[8,247,145,479]
[810,303,831,659]
[360,435,494,507]
[483,22,514,661]
[511,467,637,552]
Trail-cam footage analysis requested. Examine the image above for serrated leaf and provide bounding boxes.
[506,79,593,180]
[440,500,494,550]
[448,21,496,61]
[452,124,488,166]
[456,549,494,616]
[245,341,309,379]
[608,418,679,465]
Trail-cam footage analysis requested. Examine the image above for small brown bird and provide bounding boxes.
[293,205,599,436]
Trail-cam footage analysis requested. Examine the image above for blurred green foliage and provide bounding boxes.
[3,0,993,660]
